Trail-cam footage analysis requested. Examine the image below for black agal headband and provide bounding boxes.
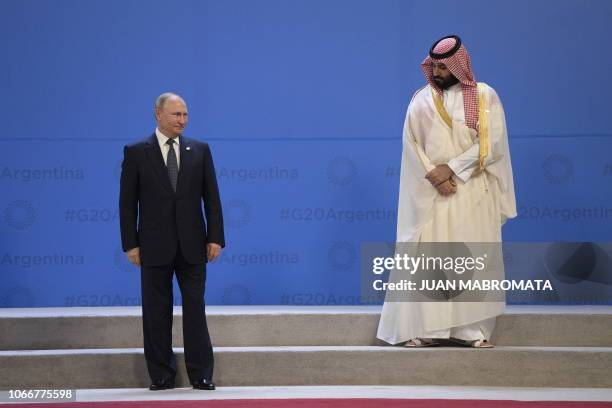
[429,35,462,59]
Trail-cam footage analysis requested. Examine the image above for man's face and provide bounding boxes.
[155,97,188,138]
[432,62,459,89]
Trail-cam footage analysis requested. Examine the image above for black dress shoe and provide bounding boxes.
[149,379,175,391]
[192,378,216,390]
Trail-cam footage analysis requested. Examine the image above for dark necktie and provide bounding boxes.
[166,139,178,191]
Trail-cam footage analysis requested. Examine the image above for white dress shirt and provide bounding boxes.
[155,127,180,168]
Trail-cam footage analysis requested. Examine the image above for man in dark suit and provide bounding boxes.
[119,92,224,391]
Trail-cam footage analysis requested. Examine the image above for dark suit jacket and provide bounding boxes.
[119,133,225,266]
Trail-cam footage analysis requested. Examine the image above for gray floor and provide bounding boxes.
[75,385,612,402]
[1,305,611,318]
[2,305,611,390]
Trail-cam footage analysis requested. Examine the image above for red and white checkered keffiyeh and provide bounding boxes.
[421,35,478,130]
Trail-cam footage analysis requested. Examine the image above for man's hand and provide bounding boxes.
[435,179,457,196]
[426,164,454,187]
[126,247,141,266]
[207,243,222,262]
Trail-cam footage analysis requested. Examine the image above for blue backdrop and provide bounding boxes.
[2,0,611,307]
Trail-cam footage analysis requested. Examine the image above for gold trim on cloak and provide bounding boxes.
[431,83,489,170]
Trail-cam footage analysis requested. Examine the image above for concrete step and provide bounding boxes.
[1,306,610,350]
[1,346,611,389]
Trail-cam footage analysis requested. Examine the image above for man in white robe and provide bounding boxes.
[377,35,517,348]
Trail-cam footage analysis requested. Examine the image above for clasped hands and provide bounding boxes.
[425,164,457,196]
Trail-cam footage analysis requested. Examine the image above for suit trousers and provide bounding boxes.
[140,246,213,383]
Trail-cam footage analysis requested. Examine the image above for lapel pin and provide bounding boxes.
[186,146,191,151]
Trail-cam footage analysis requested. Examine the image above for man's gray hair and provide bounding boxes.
[154,92,185,111]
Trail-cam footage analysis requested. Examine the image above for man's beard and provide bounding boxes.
[433,75,459,89]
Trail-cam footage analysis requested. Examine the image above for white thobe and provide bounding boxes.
[376,82,516,344]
